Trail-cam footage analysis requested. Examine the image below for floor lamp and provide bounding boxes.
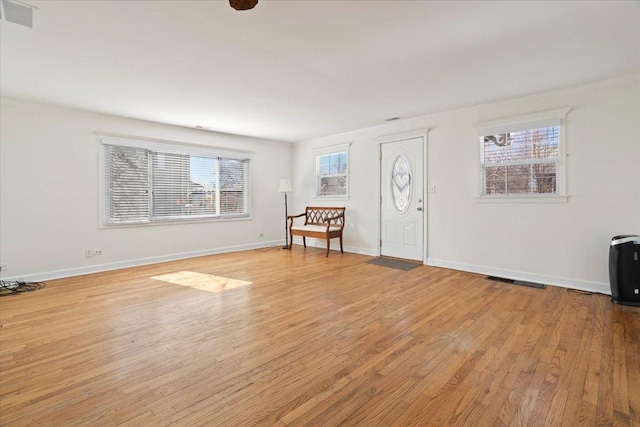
[278,178,292,249]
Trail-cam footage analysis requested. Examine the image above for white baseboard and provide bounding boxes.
[7,243,610,296]
[3,240,284,283]
[426,258,611,295]
[295,239,378,257]
[344,246,378,257]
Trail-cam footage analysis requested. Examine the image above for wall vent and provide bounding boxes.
[0,0,36,28]
[486,276,546,289]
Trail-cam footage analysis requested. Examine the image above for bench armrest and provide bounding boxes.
[287,212,305,227]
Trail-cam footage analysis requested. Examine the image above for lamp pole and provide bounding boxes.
[278,179,293,250]
[283,192,289,249]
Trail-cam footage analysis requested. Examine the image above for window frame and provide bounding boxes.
[98,134,252,227]
[473,107,571,203]
[313,143,351,201]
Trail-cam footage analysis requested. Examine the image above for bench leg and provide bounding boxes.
[289,231,293,250]
[340,234,344,254]
[326,237,330,257]
[302,236,306,248]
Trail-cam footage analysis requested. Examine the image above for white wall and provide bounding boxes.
[292,75,640,293]
[0,99,292,280]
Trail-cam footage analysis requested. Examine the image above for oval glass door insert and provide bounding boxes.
[392,155,412,212]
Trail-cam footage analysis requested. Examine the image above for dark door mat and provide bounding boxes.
[486,276,546,289]
[366,257,421,271]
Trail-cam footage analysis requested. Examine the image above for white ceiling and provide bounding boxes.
[1,1,639,142]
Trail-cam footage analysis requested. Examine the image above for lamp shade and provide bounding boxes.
[278,178,292,193]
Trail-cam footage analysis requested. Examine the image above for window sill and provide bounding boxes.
[313,195,351,202]
[475,195,568,204]
[100,215,252,229]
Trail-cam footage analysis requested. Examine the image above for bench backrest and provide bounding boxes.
[305,207,345,227]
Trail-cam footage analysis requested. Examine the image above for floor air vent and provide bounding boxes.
[486,276,546,289]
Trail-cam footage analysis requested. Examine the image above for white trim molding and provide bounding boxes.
[2,241,283,283]
[426,258,610,295]
[474,194,568,203]
[472,107,572,136]
[97,132,254,160]
[313,142,352,156]
[291,239,378,257]
[312,195,351,201]
[377,129,430,145]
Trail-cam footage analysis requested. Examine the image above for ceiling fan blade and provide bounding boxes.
[229,0,258,10]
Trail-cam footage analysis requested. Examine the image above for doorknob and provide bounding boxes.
[417,207,423,211]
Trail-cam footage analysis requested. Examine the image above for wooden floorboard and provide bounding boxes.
[1,248,638,426]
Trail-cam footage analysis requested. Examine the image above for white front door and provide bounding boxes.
[380,137,424,261]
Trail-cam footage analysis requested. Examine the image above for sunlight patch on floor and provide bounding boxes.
[150,271,252,293]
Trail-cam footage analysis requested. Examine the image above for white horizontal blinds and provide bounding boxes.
[104,145,150,223]
[151,153,218,219]
[219,158,249,216]
[318,151,347,196]
[480,126,560,196]
[102,136,251,224]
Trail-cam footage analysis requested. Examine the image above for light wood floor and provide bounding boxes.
[1,248,638,426]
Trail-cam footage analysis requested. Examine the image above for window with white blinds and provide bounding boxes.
[475,108,570,200]
[104,145,150,223]
[314,143,350,199]
[102,137,250,225]
[480,126,559,195]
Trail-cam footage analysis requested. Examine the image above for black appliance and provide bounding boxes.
[609,235,640,306]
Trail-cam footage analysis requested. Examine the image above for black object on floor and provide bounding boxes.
[609,235,640,306]
[486,276,546,289]
[0,280,46,296]
[366,257,421,271]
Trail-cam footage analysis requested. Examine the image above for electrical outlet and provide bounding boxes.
[86,249,93,258]
[94,249,103,256]
[259,233,264,238]
[0,264,7,271]
[427,185,436,193]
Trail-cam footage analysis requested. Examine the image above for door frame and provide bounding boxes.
[377,128,430,264]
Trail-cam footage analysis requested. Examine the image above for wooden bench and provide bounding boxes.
[288,207,345,257]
